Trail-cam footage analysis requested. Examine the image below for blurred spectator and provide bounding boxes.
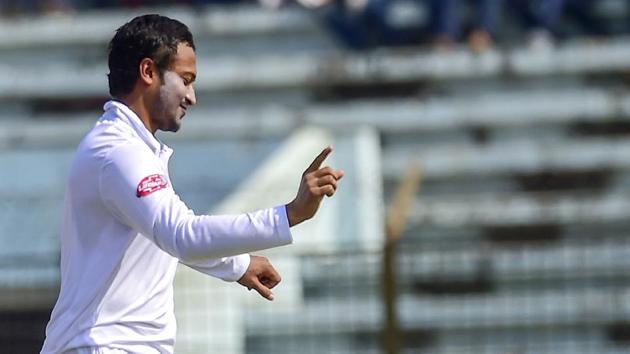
[561,0,618,37]
[508,0,565,49]
[83,0,240,9]
[2,0,628,50]
[317,0,398,50]
[429,0,502,52]
[311,0,505,51]
[507,0,625,43]
[0,0,74,15]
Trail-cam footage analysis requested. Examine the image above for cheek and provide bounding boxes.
[161,72,187,104]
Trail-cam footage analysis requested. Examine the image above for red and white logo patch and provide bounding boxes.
[136,174,168,198]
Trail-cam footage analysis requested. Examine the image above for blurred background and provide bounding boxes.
[3,0,630,353]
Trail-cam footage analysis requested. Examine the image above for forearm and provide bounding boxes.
[152,202,293,262]
[183,254,251,282]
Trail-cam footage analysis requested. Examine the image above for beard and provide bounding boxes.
[150,101,182,133]
[154,75,186,132]
[162,116,181,133]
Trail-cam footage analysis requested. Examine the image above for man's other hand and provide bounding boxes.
[238,255,281,301]
[286,146,344,227]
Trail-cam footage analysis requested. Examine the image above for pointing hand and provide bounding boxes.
[286,146,344,227]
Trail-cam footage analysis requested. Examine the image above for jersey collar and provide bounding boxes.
[102,100,171,156]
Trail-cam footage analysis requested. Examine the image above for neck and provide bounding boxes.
[115,93,155,134]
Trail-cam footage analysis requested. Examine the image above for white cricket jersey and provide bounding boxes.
[41,100,293,354]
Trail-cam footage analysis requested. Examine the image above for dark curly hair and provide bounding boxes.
[107,14,195,97]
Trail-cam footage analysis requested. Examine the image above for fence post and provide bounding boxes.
[383,163,422,354]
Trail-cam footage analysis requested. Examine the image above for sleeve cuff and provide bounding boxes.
[276,205,294,245]
[227,253,251,282]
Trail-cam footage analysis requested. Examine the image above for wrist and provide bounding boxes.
[285,201,303,227]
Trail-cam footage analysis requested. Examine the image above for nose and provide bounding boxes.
[185,85,196,106]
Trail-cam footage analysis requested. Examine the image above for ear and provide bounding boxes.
[138,58,157,86]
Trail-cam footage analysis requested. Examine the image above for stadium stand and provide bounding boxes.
[3,1,630,353]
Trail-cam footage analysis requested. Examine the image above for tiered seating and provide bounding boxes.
[237,28,630,354]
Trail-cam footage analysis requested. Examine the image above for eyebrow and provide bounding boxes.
[182,72,196,83]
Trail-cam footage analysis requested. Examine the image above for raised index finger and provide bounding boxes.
[305,146,332,173]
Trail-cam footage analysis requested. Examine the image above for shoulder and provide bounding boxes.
[70,118,158,181]
[77,118,153,162]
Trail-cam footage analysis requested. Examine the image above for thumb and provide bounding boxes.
[250,278,275,301]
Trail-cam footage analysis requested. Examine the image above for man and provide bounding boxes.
[41,14,343,354]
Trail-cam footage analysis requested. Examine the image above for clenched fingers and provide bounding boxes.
[239,255,282,301]
[251,270,281,301]
[313,166,345,180]
[307,167,344,197]
[317,175,337,188]
[249,277,275,301]
[315,185,335,197]
[261,275,280,290]
[260,266,281,288]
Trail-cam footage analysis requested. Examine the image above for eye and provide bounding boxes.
[179,72,196,87]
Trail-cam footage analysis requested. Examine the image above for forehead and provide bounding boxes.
[170,43,196,73]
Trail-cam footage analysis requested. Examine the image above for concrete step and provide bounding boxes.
[245,288,630,333]
[5,37,630,98]
[410,192,630,227]
[383,137,630,181]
